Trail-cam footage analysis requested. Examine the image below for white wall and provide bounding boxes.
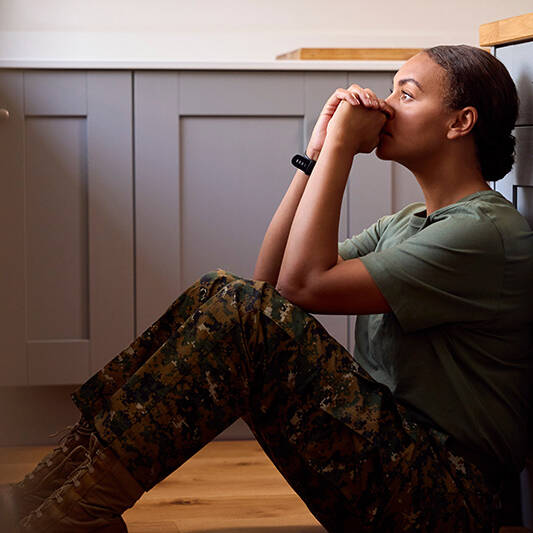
[0,0,531,61]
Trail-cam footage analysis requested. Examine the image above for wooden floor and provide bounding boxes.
[0,440,327,532]
[0,440,529,532]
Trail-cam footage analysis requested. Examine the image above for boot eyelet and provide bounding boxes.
[74,479,80,487]
[89,465,95,473]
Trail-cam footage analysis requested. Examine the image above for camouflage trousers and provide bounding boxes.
[71,269,501,532]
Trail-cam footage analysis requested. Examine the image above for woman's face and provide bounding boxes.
[375,52,454,168]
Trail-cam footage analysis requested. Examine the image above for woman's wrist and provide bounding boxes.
[305,148,321,161]
[322,134,358,160]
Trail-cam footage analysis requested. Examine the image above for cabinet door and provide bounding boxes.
[134,70,404,354]
[0,70,134,385]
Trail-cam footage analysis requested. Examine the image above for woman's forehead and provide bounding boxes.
[394,53,447,91]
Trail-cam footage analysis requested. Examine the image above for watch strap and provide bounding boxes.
[291,154,317,176]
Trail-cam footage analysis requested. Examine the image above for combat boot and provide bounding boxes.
[0,419,93,528]
[18,432,145,532]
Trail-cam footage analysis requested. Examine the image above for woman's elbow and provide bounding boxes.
[275,277,300,303]
[275,276,313,309]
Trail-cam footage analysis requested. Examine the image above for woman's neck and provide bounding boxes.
[411,144,492,216]
[417,177,491,216]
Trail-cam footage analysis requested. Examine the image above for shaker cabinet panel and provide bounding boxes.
[0,70,134,385]
[179,115,303,287]
[25,116,89,342]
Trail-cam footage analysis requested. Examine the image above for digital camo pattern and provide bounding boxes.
[71,269,501,532]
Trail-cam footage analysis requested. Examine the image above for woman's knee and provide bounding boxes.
[194,269,248,304]
[199,268,241,285]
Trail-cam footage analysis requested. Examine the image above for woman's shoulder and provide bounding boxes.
[433,190,533,244]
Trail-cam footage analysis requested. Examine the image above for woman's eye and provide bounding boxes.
[389,88,413,100]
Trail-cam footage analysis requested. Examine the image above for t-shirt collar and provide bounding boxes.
[412,189,501,221]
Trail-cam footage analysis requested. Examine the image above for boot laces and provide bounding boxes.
[16,424,80,487]
[52,447,97,502]
[25,445,98,521]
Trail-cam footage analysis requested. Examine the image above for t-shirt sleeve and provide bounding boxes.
[338,215,393,260]
[359,214,504,333]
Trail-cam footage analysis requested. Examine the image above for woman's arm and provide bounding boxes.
[275,139,353,291]
[275,92,392,315]
[253,167,311,286]
[253,84,390,288]
[253,149,347,287]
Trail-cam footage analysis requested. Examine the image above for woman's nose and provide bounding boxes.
[381,95,396,120]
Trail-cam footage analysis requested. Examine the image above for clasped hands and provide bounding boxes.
[307,84,395,160]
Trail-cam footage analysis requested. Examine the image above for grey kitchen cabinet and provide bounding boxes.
[0,70,135,386]
[0,67,422,387]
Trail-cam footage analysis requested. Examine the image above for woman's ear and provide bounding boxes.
[446,106,478,140]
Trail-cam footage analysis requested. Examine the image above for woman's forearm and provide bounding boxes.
[277,138,354,291]
[253,169,310,286]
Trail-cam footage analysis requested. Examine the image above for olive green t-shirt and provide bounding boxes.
[338,190,533,471]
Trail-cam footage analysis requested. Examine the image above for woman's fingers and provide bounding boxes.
[347,84,396,119]
[330,85,381,109]
[329,85,394,118]
[346,84,380,108]
[333,88,361,107]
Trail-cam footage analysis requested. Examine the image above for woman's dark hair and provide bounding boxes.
[422,44,519,182]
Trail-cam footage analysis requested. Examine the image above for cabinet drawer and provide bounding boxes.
[495,41,533,126]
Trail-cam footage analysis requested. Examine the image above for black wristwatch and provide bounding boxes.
[291,153,317,176]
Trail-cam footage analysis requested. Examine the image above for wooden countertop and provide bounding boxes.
[479,12,533,46]
[276,48,423,60]
[275,47,491,61]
